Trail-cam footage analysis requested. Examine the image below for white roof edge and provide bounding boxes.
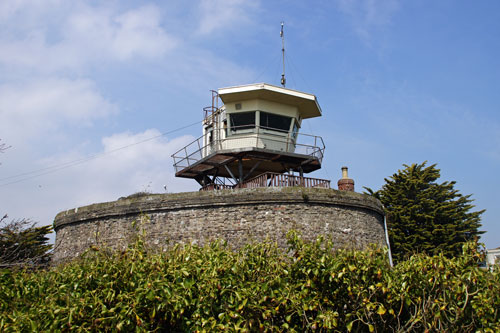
[218,83,317,101]
[314,99,323,116]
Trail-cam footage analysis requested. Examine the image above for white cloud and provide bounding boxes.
[64,4,176,62]
[0,2,176,72]
[0,78,117,143]
[45,129,197,210]
[0,129,197,226]
[196,0,258,35]
[0,0,62,22]
[336,0,400,43]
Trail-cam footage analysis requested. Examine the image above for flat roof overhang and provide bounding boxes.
[218,83,322,119]
[175,147,322,180]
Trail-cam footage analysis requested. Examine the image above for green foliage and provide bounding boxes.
[365,162,484,262]
[0,232,498,332]
[0,215,52,268]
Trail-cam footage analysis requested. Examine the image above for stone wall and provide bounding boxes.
[53,187,387,262]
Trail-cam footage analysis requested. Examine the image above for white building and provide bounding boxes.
[485,247,500,269]
[172,83,328,190]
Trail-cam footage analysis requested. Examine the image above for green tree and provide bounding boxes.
[0,214,53,268]
[365,162,484,262]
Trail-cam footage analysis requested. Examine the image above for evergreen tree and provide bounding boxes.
[0,215,53,268]
[365,162,484,262]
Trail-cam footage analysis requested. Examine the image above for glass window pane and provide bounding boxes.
[230,112,255,132]
[260,112,292,132]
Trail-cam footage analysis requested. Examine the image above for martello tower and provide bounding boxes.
[53,81,387,263]
[53,24,386,264]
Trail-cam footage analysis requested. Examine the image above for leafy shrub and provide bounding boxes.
[0,232,498,332]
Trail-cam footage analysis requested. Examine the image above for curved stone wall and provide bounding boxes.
[53,187,386,262]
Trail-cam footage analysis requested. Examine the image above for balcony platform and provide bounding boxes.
[174,146,322,181]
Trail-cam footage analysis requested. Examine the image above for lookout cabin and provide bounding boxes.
[172,83,329,190]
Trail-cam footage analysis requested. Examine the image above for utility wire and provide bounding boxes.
[252,53,281,84]
[0,120,199,187]
[283,51,327,180]
[285,52,312,92]
[285,55,297,90]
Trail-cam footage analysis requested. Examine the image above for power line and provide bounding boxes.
[0,120,199,187]
[252,53,281,84]
[285,52,312,92]
[285,54,297,89]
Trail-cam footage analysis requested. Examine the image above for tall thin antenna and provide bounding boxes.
[280,22,286,87]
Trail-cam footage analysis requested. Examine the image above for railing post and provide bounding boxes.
[286,132,290,153]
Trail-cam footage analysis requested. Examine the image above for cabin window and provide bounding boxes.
[260,112,292,133]
[229,111,255,133]
[204,125,213,144]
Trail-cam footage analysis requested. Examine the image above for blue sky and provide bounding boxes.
[0,0,498,248]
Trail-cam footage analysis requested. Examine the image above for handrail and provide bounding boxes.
[200,172,331,191]
[172,125,325,174]
[241,172,330,189]
[200,184,233,191]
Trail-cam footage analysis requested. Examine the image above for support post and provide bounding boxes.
[238,157,244,185]
[299,167,304,186]
[211,168,219,184]
[224,164,238,184]
[242,161,262,182]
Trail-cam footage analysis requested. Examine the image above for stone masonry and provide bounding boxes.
[53,187,386,262]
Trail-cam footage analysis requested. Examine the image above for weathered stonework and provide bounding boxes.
[53,187,386,262]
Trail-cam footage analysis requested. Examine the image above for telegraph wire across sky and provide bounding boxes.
[0,121,199,187]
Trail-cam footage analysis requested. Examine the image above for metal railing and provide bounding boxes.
[200,184,234,191]
[241,172,331,189]
[199,172,330,191]
[172,125,325,174]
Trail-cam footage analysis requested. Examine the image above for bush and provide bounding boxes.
[0,232,498,332]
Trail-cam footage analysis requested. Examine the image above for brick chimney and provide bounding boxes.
[337,166,354,191]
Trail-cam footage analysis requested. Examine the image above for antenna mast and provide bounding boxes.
[280,22,286,87]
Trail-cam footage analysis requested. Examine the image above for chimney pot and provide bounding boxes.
[338,166,355,191]
[341,166,349,179]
